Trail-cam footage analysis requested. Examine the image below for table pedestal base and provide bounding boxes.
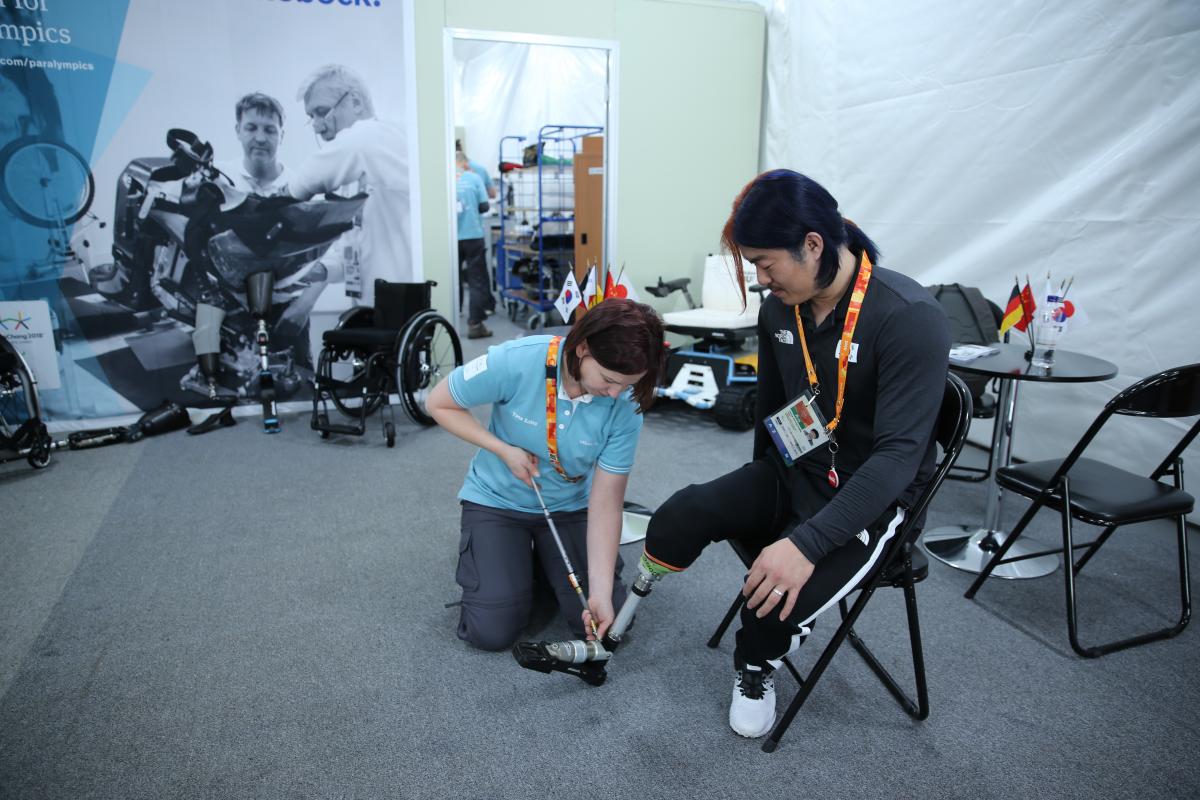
[921,525,1060,579]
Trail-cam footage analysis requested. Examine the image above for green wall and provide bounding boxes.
[415,0,765,317]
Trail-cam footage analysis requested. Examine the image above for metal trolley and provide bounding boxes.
[496,124,602,329]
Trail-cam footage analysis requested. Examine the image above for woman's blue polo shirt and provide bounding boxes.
[447,335,643,514]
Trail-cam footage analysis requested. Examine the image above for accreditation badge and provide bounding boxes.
[763,391,830,467]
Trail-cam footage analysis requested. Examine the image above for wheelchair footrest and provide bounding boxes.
[313,421,365,436]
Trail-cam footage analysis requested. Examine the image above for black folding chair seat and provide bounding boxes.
[967,362,1200,658]
[321,327,400,350]
[998,457,1194,525]
[880,546,929,586]
[708,372,972,752]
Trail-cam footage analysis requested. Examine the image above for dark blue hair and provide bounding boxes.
[721,169,880,290]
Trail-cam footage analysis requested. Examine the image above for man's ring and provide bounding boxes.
[771,588,785,597]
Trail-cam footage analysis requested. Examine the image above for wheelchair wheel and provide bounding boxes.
[0,136,95,229]
[397,311,462,426]
[322,307,389,418]
[1,338,51,468]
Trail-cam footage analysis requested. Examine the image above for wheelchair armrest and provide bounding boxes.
[645,277,692,299]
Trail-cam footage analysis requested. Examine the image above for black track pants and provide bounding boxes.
[644,459,902,666]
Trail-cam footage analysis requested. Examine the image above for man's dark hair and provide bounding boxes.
[235,92,285,127]
[563,298,665,412]
[721,169,880,291]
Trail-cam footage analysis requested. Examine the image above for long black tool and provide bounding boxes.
[530,479,600,641]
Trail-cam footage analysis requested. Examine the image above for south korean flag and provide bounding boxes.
[554,270,584,323]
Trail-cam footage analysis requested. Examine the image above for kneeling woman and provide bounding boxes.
[428,299,665,651]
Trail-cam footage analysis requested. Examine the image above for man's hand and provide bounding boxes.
[500,444,539,487]
[742,537,815,621]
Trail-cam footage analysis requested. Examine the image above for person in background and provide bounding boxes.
[456,150,491,339]
[427,299,666,652]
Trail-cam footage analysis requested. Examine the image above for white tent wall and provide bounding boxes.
[758,0,1200,519]
[453,41,607,180]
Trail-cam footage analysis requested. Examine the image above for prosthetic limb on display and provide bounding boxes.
[191,302,226,401]
[511,552,668,687]
[246,271,280,433]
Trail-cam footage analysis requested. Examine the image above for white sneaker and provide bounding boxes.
[729,657,776,738]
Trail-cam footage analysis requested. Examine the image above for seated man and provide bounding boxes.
[643,169,950,738]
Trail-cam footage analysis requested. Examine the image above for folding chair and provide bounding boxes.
[965,363,1200,657]
[708,372,972,752]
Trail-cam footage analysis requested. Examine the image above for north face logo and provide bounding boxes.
[774,329,794,345]
[856,531,870,546]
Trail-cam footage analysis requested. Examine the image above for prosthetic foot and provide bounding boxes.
[246,271,280,433]
[512,552,673,686]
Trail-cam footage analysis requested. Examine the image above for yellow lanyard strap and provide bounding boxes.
[544,337,584,484]
[792,252,873,434]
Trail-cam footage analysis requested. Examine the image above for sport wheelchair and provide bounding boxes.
[0,334,54,469]
[311,279,462,447]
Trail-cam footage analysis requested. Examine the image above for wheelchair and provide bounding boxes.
[649,254,763,430]
[0,334,54,469]
[311,279,463,447]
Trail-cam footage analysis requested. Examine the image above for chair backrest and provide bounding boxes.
[700,253,760,314]
[374,280,432,331]
[1047,363,1200,487]
[901,372,974,532]
[1110,363,1200,419]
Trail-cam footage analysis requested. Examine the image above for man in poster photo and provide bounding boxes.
[213,92,326,358]
[287,64,412,308]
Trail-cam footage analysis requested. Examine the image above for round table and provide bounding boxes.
[921,342,1118,578]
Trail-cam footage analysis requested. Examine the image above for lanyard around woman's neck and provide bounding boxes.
[544,337,584,484]
[792,251,873,435]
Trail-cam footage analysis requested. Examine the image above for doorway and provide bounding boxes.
[444,30,617,331]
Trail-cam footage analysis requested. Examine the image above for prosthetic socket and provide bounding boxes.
[512,552,672,686]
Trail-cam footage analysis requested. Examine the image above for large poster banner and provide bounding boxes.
[0,0,420,422]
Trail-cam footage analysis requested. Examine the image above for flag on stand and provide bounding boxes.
[1014,279,1037,332]
[554,270,583,323]
[615,271,640,302]
[580,265,597,311]
[603,268,617,300]
[999,282,1023,336]
[588,264,604,309]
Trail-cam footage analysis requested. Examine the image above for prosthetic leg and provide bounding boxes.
[185,302,239,435]
[191,302,225,401]
[246,272,280,433]
[511,551,672,686]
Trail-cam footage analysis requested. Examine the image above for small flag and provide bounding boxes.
[580,265,596,308]
[1014,280,1037,332]
[603,268,617,300]
[999,282,1023,336]
[588,264,604,309]
[554,270,583,323]
[614,271,640,302]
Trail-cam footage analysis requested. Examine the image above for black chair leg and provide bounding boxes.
[840,578,929,720]
[707,591,745,649]
[762,587,877,753]
[1063,473,1193,658]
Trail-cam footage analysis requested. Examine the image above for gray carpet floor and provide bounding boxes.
[2,313,1198,799]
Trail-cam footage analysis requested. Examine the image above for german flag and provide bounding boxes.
[999,282,1023,336]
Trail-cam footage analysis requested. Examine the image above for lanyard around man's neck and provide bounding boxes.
[792,251,873,435]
